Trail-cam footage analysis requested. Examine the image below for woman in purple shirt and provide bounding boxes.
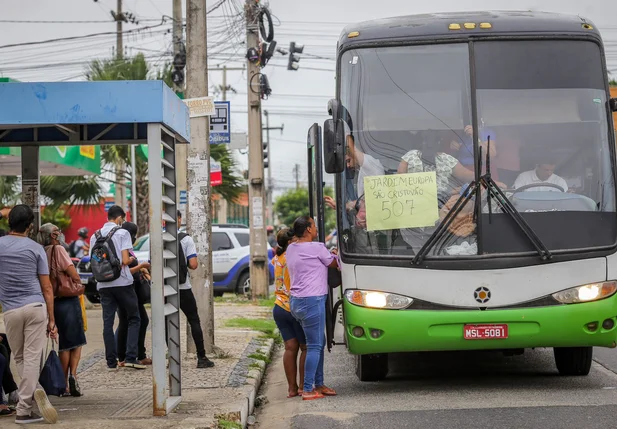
[287,216,339,400]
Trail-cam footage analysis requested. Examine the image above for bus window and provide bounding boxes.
[475,40,616,254]
[338,43,476,257]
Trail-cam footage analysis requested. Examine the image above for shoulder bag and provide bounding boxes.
[50,245,85,298]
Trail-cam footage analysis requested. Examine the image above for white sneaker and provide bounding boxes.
[33,388,58,424]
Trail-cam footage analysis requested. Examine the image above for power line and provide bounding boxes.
[0,21,169,50]
[0,19,115,24]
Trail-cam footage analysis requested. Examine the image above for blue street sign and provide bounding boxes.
[209,101,230,144]
[179,190,187,204]
[104,201,114,212]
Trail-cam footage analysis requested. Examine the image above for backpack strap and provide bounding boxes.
[94,230,102,240]
[178,232,188,242]
[106,226,121,240]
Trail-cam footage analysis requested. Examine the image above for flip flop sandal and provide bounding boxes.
[302,390,325,401]
[316,386,337,396]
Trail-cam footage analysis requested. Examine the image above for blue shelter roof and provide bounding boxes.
[0,81,190,146]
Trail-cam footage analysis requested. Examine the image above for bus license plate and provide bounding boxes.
[80,278,89,285]
[463,324,508,340]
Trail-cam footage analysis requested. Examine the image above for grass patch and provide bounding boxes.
[248,362,262,370]
[225,317,276,335]
[260,332,282,346]
[214,294,276,308]
[216,419,242,429]
[248,352,271,364]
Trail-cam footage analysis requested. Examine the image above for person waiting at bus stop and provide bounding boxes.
[287,216,338,400]
[271,228,307,398]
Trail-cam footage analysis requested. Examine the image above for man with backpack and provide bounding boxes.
[89,206,145,371]
[176,211,215,369]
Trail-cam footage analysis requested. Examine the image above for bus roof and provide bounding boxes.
[339,11,600,47]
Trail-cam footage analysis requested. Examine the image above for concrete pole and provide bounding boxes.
[185,0,215,353]
[130,144,137,224]
[113,0,127,211]
[173,0,187,222]
[21,146,40,236]
[264,110,271,225]
[222,66,227,101]
[116,0,123,59]
[246,0,269,299]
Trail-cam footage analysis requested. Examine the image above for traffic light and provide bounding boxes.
[287,42,304,71]
[172,45,186,86]
[263,141,269,169]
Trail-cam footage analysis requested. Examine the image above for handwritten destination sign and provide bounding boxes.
[364,172,439,231]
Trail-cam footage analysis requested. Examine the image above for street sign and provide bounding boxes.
[104,201,114,212]
[230,132,248,150]
[179,190,187,204]
[211,157,222,187]
[184,96,215,118]
[209,101,231,144]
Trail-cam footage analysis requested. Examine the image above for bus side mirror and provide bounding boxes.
[610,98,617,112]
[324,119,345,174]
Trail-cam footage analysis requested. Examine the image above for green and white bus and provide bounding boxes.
[307,11,617,382]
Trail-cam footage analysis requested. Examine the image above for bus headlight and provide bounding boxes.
[552,281,617,304]
[345,290,413,309]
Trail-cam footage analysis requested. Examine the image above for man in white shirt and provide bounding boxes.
[90,206,145,370]
[514,161,568,193]
[176,211,214,369]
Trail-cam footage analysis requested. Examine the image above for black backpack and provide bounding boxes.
[90,227,122,283]
[68,241,79,258]
[178,232,189,284]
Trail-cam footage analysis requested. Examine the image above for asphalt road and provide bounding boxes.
[257,327,617,429]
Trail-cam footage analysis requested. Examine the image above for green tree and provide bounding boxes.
[85,54,243,236]
[41,207,72,231]
[274,187,336,233]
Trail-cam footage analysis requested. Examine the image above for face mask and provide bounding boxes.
[57,233,66,246]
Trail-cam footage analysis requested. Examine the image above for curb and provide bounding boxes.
[216,335,276,428]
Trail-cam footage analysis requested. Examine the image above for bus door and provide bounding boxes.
[307,123,336,351]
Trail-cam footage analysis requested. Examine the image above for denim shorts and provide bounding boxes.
[273,304,306,344]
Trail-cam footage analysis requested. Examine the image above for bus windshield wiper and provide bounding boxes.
[412,137,552,265]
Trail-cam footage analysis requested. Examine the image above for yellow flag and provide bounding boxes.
[364,171,439,231]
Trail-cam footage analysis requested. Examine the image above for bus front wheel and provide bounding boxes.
[355,354,389,381]
[554,347,592,376]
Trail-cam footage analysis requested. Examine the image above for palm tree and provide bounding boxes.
[86,54,243,235]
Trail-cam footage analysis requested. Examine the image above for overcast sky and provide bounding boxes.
[1,0,616,196]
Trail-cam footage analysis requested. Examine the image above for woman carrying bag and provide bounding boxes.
[39,223,86,398]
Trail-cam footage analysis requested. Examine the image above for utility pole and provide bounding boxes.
[245,0,269,299]
[116,0,123,59]
[262,110,283,225]
[222,66,227,101]
[293,164,300,189]
[173,0,187,221]
[113,0,127,211]
[185,0,215,352]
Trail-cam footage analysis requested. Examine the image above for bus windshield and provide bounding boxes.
[338,40,616,260]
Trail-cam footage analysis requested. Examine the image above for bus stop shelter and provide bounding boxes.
[0,81,189,416]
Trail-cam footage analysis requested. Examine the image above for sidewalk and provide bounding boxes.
[0,297,276,428]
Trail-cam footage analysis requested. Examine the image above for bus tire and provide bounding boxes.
[554,346,592,376]
[355,354,388,381]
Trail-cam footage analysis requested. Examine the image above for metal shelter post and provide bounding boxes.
[148,123,182,415]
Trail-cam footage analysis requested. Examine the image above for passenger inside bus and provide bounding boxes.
[448,122,497,175]
[324,125,388,254]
